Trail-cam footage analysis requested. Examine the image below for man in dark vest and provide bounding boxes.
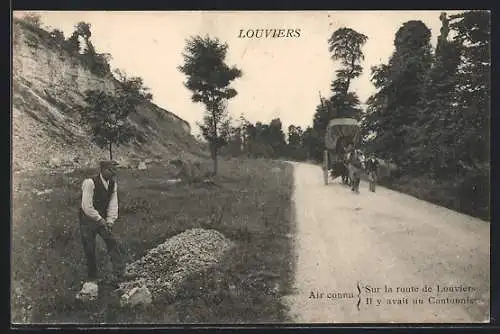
[79,160,124,284]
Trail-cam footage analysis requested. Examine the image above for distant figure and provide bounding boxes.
[79,160,124,286]
[346,145,362,193]
[336,139,350,185]
[365,154,380,192]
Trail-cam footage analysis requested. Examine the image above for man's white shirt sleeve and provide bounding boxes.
[81,179,104,222]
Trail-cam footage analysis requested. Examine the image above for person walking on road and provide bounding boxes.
[79,160,124,286]
[346,145,362,193]
[365,154,380,192]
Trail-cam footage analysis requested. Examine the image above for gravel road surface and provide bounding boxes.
[283,162,490,323]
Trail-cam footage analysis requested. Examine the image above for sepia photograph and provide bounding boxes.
[11,10,490,325]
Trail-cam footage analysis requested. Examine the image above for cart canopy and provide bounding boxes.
[324,118,361,152]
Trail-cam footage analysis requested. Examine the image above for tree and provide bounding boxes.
[361,65,393,159]
[79,73,153,159]
[75,22,92,41]
[178,35,243,175]
[416,12,462,176]
[327,28,368,121]
[79,90,136,160]
[310,96,332,161]
[287,125,306,160]
[363,20,433,169]
[302,126,322,162]
[65,22,92,55]
[75,22,98,56]
[449,10,490,168]
[311,27,367,161]
[287,125,303,147]
[267,118,287,158]
[448,10,490,218]
[60,21,110,75]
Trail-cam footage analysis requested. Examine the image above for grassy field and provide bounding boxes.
[11,157,295,324]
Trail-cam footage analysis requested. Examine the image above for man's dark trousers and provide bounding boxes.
[79,218,124,280]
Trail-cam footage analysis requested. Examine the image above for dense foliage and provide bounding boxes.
[361,11,490,219]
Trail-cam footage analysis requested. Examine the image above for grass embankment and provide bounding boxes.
[12,157,295,324]
[378,173,490,222]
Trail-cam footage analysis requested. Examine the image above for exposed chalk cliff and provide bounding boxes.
[12,18,205,171]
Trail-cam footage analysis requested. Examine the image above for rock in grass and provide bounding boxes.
[117,228,233,307]
[76,281,99,302]
[119,281,152,307]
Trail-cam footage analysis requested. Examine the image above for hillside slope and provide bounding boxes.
[12,19,207,171]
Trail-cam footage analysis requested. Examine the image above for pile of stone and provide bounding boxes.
[117,228,234,307]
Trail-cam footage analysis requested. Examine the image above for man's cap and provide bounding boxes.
[99,160,119,169]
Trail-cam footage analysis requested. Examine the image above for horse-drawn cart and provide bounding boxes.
[322,118,361,185]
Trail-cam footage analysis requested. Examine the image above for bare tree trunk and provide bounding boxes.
[210,106,219,176]
[211,142,218,176]
[343,56,356,107]
[109,141,113,160]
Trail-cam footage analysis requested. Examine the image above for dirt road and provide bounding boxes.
[283,162,490,323]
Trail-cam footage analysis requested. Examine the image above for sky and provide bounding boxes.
[14,10,464,137]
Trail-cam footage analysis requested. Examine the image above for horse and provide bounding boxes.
[329,161,350,185]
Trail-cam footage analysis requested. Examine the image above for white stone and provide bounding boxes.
[35,188,53,196]
[138,161,147,170]
[120,284,152,307]
[48,157,62,167]
[76,281,98,302]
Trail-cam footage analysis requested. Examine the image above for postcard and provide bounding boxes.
[11,10,490,325]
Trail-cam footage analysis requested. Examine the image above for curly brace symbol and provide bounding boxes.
[356,281,361,311]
